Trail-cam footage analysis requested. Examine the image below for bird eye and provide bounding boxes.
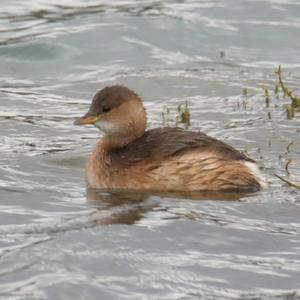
[102,107,111,113]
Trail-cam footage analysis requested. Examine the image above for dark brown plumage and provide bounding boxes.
[111,127,254,166]
[87,85,140,116]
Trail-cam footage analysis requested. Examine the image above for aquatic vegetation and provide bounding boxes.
[235,88,249,111]
[235,68,300,191]
[275,66,300,120]
[263,88,271,108]
[274,174,300,191]
[275,65,300,108]
[162,105,172,127]
[162,101,190,128]
[285,158,293,176]
[176,101,190,127]
[264,66,300,120]
[273,138,300,191]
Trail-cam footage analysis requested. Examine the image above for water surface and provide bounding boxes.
[1,1,300,299]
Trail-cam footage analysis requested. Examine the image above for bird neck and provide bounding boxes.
[102,100,147,152]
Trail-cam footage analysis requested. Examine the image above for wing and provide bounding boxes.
[111,127,254,166]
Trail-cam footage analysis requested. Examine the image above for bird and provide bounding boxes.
[74,85,267,192]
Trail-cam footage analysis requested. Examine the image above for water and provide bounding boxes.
[1,0,300,299]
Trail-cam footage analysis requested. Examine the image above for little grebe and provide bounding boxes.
[74,85,267,192]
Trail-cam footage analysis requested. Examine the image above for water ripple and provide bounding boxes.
[1,0,300,299]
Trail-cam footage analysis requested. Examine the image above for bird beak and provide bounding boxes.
[74,114,100,126]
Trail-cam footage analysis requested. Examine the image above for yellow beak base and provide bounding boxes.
[74,115,99,126]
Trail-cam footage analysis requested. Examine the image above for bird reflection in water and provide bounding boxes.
[85,188,250,226]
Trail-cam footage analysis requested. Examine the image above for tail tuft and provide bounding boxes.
[244,161,268,190]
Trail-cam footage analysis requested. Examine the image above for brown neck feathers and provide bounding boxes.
[100,99,147,153]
